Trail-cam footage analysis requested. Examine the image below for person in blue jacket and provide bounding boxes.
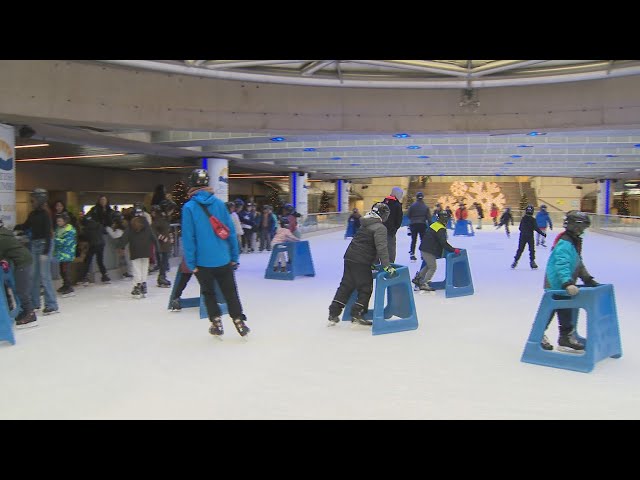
[540,210,600,352]
[181,169,250,338]
[535,204,553,247]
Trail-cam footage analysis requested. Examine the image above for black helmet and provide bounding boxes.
[540,204,547,210]
[132,205,144,217]
[225,201,235,211]
[188,169,210,188]
[279,216,290,228]
[56,212,70,224]
[436,210,451,224]
[150,205,162,214]
[234,198,245,207]
[159,199,177,214]
[416,192,424,200]
[563,210,591,235]
[283,203,294,213]
[525,204,534,215]
[30,188,48,208]
[371,202,390,222]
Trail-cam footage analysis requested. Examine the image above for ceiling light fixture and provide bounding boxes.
[407,145,421,150]
[517,145,533,148]
[331,157,342,160]
[418,155,430,159]
[510,155,522,158]
[606,155,618,158]
[303,148,316,151]
[15,143,50,149]
[18,153,127,162]
[393,133,411,138]
[270,137,285,142]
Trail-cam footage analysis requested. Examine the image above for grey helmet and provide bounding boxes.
[371,202,390,222]
[563,210,591,235]
[30,188,48,208]
[188,169,210,188]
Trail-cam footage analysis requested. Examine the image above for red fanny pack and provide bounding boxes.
[198,203,230,240]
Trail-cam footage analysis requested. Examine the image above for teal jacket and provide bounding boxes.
[544,231,592,290]
[54,224,77,262]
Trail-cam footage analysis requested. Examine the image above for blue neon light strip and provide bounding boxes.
[605,179,611,215]
[337,180,343,212]
[202,158,208,170]
[291,173,297,208]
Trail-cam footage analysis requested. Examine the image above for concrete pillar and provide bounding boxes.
[336,180,350,213]
[204,157,229,202]
[0,123,16,227]
[596,179,613,215]
[289,172,308,216]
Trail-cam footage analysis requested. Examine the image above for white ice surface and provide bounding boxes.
[1,226,639,419]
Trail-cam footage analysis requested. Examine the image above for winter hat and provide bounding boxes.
[390,186,404,201]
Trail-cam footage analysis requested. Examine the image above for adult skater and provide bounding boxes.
[490,203,499,227]
[407,191,430,262]
[473,202,484,230]
[14,188,59,315]
[535,205,553,247]
[381,187,404,263]
[496,207,514,238]
[511,205,546,269]
[412,210,460,292]
[327,203,395,326]
[540,211,600,351]
[182,169,250,338]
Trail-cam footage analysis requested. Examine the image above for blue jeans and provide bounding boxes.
[30,239,58,310]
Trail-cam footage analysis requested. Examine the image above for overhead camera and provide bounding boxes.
[19,125,36,139]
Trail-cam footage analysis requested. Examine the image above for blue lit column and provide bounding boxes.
[336,180,350,212]
[290,172,308,216]
[596,179,612,215]
[0,123,16,227]
[204,157,229,202]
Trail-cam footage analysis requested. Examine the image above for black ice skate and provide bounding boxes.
[540,335,553,351]
[101,274,111,284]
[558,331,585,353]
[350,305,372,326]
[42,306,59,316]
[410,254,417,262]
[412,275,422,290]
[419,283,435,292]
[122,272,133,279]
[60,286,75,297]
[328,314,341,326]
[131,283,143,299]
[15,311,38,328]
[209,317,224,338]
[232,315,251,337]
[157,275,171,288]
[511,261,518,269]
[169,298,182,312]
[81,276,91,286]
[530,260,538,269]
[141,282,148,297]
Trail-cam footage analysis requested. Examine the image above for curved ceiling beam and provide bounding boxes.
[301,60,335,76]
[349,60,470,77]
[198,60,306,70]
[470,60,547,77]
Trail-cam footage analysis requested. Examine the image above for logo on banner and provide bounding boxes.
[218,166,229,184]
[0,140,13,172]
[303,178,310,190]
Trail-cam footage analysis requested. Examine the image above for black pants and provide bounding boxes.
[172,272,193,299]
[194,264,243,320]
[158,252,170,277]
[329,261,374,316]
[259,228,271,251]
[59,262,72,289]
[84,243,107,277]
[514,234,535,262]
[13,264,33,317]
[547,301,575,336]
[409,223,427,255]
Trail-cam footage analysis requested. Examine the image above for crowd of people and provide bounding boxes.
[2,174,599,352]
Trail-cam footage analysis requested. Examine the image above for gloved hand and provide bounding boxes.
[383,265,397,277]
[0,260,9,273]
[230,261,239,271]
[583,277,601,287]
[454,248,461,255]
[371,264,379,271]
[542,233,547,238]
[565,284,579,296]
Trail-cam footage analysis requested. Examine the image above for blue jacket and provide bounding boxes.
[535,211,553,229]
[544,232,592,290]
[181,189,239,270]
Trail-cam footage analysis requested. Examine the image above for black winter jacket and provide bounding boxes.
[408,200,431,225]
[382,196,403,236]
[519,214,545,237]
[16,208,53,254]
[116,217,159,260]
[498,211,514,226]
[344,214,390,268]
[419,221,456,258]
[82,216,105,246]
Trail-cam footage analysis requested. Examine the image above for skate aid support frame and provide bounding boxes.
[264,240,316,281]
[342,264,419,336]
[429,249,474,298]
[167,270,228,318]
[0,266,21,346]
[453,219,475,237]
[520,284,622,373]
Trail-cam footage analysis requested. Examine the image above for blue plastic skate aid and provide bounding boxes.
[264,241,315,281]
[344,220,357,238]
[520,284,622,373]
[342,264,419,336]
[401,215,410,227]
[453,219,475,236]
[429,249,474,298]
[447,219,454,230]
[167,270,227,317]
[0,267,20,346]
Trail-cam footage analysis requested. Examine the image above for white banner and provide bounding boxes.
[292,173,308,217]
[0,124,15,227]
[207,158,229,202]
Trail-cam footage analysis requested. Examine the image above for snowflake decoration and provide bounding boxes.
[436,194,460,210]
[464,182,506,217]
[450,181,468,198]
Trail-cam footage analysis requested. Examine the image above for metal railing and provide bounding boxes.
[299,212,351,235]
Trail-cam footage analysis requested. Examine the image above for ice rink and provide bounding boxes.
[1,224,638,419]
